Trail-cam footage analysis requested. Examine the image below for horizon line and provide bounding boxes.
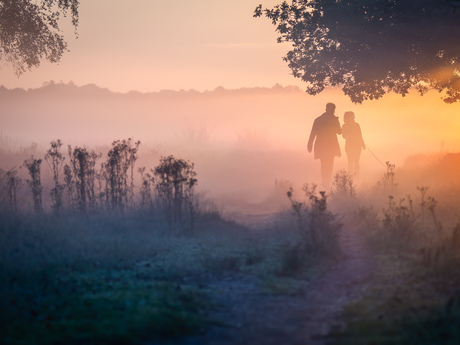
[0,81,307,95]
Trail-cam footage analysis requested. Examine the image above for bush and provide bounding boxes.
[154,155,198,233]
[0,167,21,214]
[282,184,342,275]
[103,138,140,212]
[44,140,65,213]
[331,169,356,198]
[23,156,43,214]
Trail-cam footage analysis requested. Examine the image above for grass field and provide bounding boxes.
[1,139,460,344]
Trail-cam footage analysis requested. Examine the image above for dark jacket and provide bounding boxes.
[307,112,342,159]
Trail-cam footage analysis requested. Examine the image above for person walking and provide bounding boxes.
[342,111,365,177]
[307,103,342,187]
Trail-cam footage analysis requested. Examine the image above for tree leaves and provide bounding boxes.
[256,0,460,103]
[0,0,79,75]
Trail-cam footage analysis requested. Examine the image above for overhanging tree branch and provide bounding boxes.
[255,0,460,103]
[0,0,79,75]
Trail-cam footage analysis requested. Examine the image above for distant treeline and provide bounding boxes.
[0,82,303,99]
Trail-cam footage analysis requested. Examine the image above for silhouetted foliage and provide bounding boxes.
[63,163,74,209]
[0,0,79,75]
[382,195,415,242]
[23,156,43,213]
[374,161,398,193]
[138,167,155,210]
[2,139,202,233]
[0,167,21,214]
[103,139,140,212]
[44,140,65,213]
[67,146,100,213]
[154,155,198,232]
[255,0,460,103]
[332,169,356,198]
[287,184,340,254]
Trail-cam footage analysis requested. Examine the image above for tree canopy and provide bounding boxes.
[255,0,460,103]
[0,0,79,75]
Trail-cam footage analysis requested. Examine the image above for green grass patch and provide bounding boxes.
[2,269,210,345]
[331,253,460,345]
[259,276,306,296]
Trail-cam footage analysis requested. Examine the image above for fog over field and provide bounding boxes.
[2,82,460,211]
[3,1,460,344]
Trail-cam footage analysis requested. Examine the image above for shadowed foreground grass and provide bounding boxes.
[3,153,460,344]
[0,201,338,345]
[332,254,460,345]
[329,195,460,345]
[0,213,214,345]
[3,275,207,345]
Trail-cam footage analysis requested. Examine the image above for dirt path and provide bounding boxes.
[180,218,375,345]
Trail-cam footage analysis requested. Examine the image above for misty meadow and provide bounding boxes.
[2,107,460,344]
[2,0,460,344]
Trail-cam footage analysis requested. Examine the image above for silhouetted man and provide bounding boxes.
[307,103,342,187]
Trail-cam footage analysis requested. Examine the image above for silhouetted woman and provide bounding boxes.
[307,103,342,187]
[342,111,365,177]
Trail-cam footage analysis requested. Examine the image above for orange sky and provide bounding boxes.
[0,0,299,92]
[0,0,459,166]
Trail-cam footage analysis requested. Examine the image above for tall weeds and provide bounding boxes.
[45,140,65,213]
[0,138,204,236]
[331,169,356,198]
[23,156,43,214]
[103,139,140,212]
[284,184,341,274]
[67,146,100,213]
[374,161,398,193]
[382,195,416,243]
[138,167,155,210]
[0,167,21,214]
[154,155,198,233]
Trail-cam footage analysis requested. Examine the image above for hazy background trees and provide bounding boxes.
[255,0,460,103]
